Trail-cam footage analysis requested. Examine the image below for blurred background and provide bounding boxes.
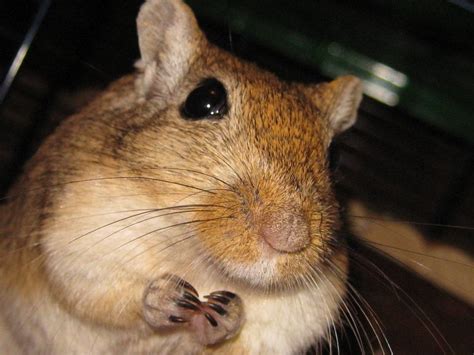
[0,0,473,353]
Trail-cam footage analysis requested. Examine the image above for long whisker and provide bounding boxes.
[110,216,234,254]
[158,166,235,190]
[310,254,382,354]
[1,176,218,203]
[74,208,220,260]
[359,236,474,269]
[302,263,340,354]
[68,204,222,245]
[327,256,392,354]
[125,221,220,269]
[349,214,474,231]
[348,244,454,354]
[317,263,371,354]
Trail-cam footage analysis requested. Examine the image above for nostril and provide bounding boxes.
[260,210,310,253]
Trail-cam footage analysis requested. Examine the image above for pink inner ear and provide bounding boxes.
[327,76,363,134]
[260,210,310,253]
[136,0,205,98]
[301,75,363,136]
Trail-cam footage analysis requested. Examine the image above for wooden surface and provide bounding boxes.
[339,241,474,354]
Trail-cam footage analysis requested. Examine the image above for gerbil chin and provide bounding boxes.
[0,0,362,353]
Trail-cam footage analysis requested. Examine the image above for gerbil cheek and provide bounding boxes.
[194,191,262,266]
[197,218,262,265]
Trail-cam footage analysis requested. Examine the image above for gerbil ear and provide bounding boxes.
[305,76,363,135]
[136,0,205,99]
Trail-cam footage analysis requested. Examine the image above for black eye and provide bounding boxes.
[181,78,228,120]
[328,142,340,172]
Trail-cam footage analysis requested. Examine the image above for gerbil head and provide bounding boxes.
[50,0,362,291]
[127,0,363,290]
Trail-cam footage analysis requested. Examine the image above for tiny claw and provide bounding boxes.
[183,291,202,305]
[176,300,200,311]
[205,294,230,305]
[208,303,227,316]
[204,312,218,327]
[174,277,199,297]
[211,291,236,299]
[169,315,187,323]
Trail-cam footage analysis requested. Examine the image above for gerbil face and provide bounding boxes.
[125,56,337,288]
[178,59,342,289]
[107,0,363,290]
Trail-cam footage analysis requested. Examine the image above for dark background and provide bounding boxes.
[1,0,473,353]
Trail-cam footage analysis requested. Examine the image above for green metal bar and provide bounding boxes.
[186,0,474,144]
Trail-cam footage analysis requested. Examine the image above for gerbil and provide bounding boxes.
[0,0,363,353]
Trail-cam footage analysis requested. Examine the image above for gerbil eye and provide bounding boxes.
[181,78,228,120]
[328,142,340,172]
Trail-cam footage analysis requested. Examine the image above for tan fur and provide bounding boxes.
[0,0,361,353]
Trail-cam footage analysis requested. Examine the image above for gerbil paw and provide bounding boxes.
[143,277,244,346]
[143,275,201,330]
[191,291,244,346]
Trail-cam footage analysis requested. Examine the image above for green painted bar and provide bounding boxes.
[186,0,474,144]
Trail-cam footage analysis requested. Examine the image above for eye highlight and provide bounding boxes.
[181,78,228,120]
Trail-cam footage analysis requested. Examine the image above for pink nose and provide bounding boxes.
[259,210,310,253]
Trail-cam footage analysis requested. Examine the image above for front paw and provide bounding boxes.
[143,275,244,346]
[143,274,201,329]
[194,290,244,345]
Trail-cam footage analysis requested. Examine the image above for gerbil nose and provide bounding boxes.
[259,210,310,253]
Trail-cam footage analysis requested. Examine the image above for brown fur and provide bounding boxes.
[0,0,361,353]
